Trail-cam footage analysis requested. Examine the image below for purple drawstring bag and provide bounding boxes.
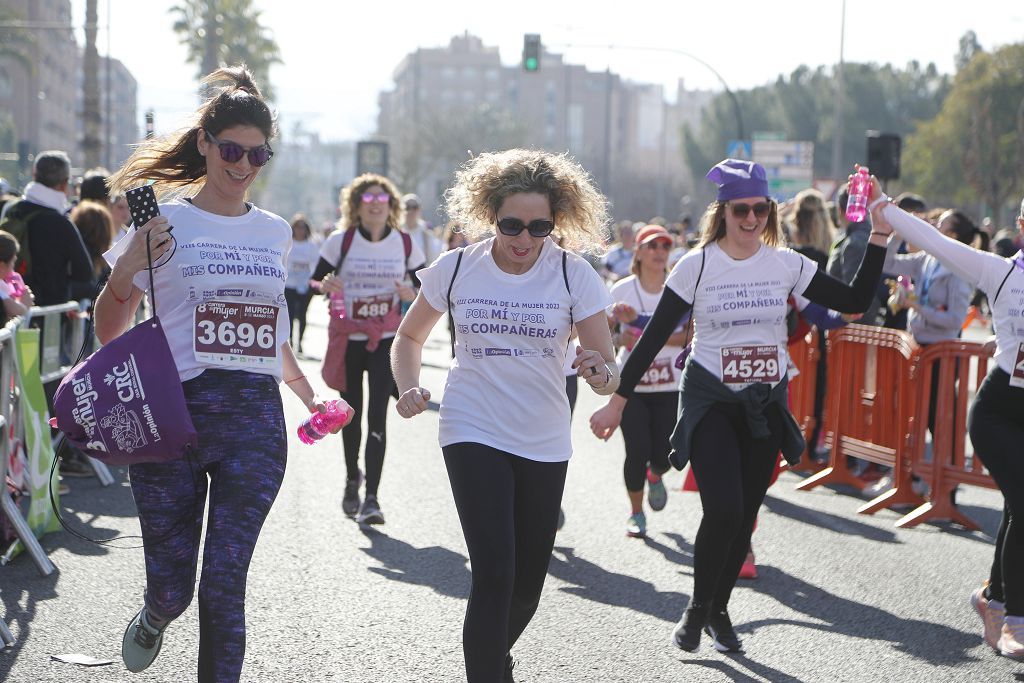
[52,316,197,465]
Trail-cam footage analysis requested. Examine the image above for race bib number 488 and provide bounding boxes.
[194,301,278,367]
[720,344,782,385]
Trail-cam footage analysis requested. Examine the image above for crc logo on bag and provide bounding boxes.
[54,317,197,465]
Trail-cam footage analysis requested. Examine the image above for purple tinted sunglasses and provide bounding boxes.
[204,130,274,167]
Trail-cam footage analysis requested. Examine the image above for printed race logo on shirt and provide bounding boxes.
[193,300,279,367]
[720,344,782,385]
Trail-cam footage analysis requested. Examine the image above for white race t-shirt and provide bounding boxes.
[609,275,684,393]
[104,198,292,382]
[319,227,425,340]
[285,239,320,294]
[419,238,612,462]
[666,242,816,391]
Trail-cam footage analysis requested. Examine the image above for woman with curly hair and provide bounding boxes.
[311,174,425,523]
[391,149,615,682]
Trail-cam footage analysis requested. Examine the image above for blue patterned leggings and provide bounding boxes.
[128,369,287,683]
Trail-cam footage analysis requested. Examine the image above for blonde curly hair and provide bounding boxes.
[444,149,609,255]
[338,173,403,232]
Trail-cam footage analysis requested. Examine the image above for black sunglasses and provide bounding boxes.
[497,217,555,238]
[729,201,772,220]
[204,130,274,167]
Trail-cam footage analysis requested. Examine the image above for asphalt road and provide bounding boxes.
[1,304,1019,683]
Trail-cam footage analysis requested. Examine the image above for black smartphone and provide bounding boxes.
[125,185,160,229]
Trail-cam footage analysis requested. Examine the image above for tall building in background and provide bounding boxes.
[0,0,78,185]
[103,56,138,169]
[377,33,714,225]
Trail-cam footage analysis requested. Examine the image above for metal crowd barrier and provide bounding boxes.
[1,302,114,647]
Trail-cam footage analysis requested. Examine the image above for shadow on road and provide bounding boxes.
[744,565,981,666]
[0,567,60,680]
[762,494,900,544]
[548,546,687,623]
[358,527,470,599]
[679,655,804,682]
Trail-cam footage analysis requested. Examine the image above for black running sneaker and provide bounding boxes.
[672,606,707,652]
[342,474,361,517]
[705,609,743,652]
[503,653,515,682]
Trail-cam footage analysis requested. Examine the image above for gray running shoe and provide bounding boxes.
[357,495,385,524]
[122,609,164,673]
[342,471,362,517]
[646,468,667,511]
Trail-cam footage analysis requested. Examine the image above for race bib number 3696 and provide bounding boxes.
[720,344,782,385]
[194,301,279,367]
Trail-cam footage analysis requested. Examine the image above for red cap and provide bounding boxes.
[635,225,673,246]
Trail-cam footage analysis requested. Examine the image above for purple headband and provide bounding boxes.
[706,159,769,202]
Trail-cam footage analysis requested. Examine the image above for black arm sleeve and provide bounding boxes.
[310,257,335,289]
[801,243,886,313]
[408,263,425,289]
[616,287,693,399]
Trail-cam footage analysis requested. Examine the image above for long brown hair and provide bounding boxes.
[697,199,782,248]
[109,65,276,198]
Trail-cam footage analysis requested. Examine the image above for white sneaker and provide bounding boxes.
[863,476,893,497]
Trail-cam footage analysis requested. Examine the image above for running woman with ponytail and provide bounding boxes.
[99,66,325,682]
[871,184,1024,661]
[311,174,425,523]
[392,149,615,682]
[590,159,887,654]
[608,224,689,538]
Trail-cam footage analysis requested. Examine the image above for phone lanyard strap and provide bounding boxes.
[145,231,157,317]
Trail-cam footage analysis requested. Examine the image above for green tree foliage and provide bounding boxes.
[682,61,950,205]
[903,43,1024,222]
[170,0,282,98]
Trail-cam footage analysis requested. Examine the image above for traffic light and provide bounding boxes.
[523,34,541,72]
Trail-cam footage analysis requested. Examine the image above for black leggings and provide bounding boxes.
[689,402,784,611]
[620,391,676,491]
[442,442,568,683]
[338,337,395,495]
[283,288,313,347]
[968,368,1024,616]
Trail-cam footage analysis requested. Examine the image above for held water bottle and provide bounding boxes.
[297,398,355,445]
[845,167,871,223]
[329,290,347,319]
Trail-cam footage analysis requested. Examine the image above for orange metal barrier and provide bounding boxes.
[893,340,997,530]
[787,329,826,473]
[796,325,923,509]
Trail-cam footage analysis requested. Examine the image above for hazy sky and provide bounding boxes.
[71,0,1024,142]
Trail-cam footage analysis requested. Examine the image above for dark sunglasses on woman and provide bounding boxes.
[496,217,555,238]
[204,130,274,167]
[729,201,772,219]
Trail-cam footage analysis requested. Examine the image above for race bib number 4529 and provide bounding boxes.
[194,301,278,367]
[720,344,782,385]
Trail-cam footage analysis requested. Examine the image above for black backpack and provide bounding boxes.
[0,200,52,278]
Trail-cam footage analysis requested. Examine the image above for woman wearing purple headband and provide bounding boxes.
[590,159,888,654]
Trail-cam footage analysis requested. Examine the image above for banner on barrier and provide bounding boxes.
[15,327,59,537]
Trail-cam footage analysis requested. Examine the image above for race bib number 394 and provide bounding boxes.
[720,344,782,385]
[194,301,278,367]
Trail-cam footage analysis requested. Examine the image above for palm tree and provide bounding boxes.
[169,0,282,99]
[82,0,102,169]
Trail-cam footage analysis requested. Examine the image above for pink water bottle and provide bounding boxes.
[297,398,354,444]
[845,167,871,223]
[329,290,346,319]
